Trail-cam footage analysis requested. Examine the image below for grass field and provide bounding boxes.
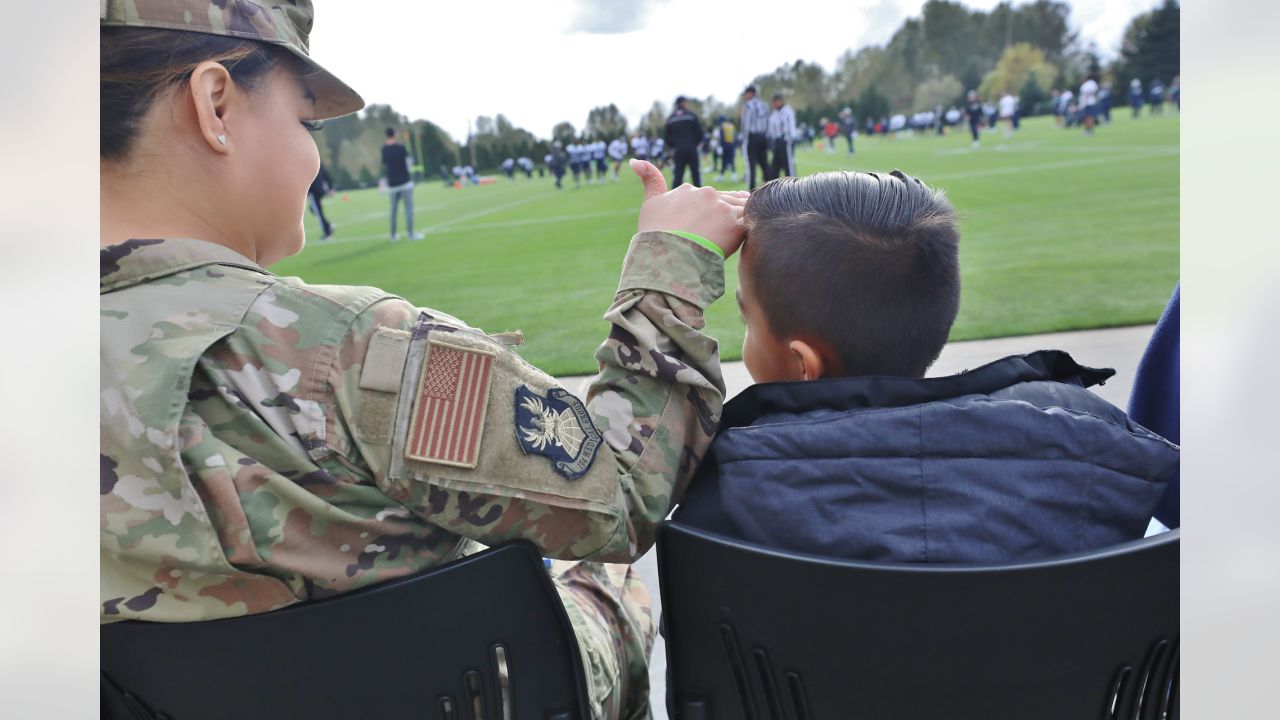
[275,112,1179,376]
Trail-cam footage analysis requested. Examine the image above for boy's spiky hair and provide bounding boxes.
[743,170,961,378]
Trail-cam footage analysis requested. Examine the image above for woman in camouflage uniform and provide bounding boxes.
[99,2,746,718]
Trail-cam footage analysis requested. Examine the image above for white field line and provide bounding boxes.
[932,142,1178,157]
[308,188,563,245]
[324,201,451,225]
[317,189,554,238]
[307,149,1177,246]
[307,208,636,247]
[422,190,558,231]
[927,150,1177,182]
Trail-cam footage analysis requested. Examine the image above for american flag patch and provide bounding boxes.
[405,338,496,468]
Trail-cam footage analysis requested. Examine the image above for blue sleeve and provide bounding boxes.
[1128,285,1180,527]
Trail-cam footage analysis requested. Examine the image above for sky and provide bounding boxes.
[308,0,1162,142]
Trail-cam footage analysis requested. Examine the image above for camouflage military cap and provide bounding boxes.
[101,0,364,120]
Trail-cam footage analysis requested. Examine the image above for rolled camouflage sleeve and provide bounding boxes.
[583,231,726,557]
[329,231,725,563]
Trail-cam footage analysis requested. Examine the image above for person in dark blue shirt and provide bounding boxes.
[545,142,567,189]
[381,127,422,241]
[1149,79,1166,115]
[839,108,857,152]
[964,90,984,148]
[675,171,1178,563]
[1129,79,1145,117]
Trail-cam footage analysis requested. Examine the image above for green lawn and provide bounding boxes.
[275,112,1179,376]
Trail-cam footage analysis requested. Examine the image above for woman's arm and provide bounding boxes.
[330,165,746,561]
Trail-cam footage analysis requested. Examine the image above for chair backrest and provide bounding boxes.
[102,541,590,720]
[657,522,1178,720]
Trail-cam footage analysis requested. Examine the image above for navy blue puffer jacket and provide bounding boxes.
[674,351,1178,563]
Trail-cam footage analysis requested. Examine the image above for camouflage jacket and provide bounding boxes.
[101,233,725,622]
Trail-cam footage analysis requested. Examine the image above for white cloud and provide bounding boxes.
[565,0,671,34]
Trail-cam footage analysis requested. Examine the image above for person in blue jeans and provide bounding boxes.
[675,171,1179,563]
[381,127,423,241]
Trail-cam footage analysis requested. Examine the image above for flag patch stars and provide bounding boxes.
[406,338,495,468]
[514,386,603,480]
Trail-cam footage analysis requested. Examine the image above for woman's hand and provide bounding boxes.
[631,159,748,258]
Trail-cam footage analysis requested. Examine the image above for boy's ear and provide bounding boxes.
[788,339,826,381]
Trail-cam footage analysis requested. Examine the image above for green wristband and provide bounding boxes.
[666,230,725,258]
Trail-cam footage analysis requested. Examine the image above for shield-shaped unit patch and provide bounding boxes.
[513,386,604,480]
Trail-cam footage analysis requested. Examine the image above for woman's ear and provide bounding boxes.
[188,61,234,155]
[788,339,827,381]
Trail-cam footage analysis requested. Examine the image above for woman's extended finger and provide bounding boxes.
[717,192,748,206]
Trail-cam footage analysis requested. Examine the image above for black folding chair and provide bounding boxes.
[657,521,1179,720]
[102,541,591,720]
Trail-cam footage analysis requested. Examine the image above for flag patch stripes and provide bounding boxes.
[406,338,495,468]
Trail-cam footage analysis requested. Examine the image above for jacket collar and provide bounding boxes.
[100,238,271,293]
[720,350,1115,431]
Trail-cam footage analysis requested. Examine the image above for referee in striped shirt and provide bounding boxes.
[740,85,769,190]
[766,92,797,180]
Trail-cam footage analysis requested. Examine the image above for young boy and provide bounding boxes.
[675,170,1177,563]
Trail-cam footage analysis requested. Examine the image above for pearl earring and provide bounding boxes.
[217,134,227,145]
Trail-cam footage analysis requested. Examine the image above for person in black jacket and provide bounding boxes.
[964,90,985,148]
[307,164,335,239]
[675,170,1177,563]
[665,95,704,187]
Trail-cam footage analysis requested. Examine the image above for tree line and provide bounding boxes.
[315,0,1179,189]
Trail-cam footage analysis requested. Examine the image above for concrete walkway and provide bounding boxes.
[561,324,1157,719]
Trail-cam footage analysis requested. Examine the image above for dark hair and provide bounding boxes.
[743,170,960,378]
[386,127,397,138]
[100,27,287,162]
[744,85,757,94]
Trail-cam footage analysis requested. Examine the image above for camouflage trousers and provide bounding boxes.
[551,560,656,720]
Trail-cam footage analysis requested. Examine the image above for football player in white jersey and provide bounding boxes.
[572,143,587,188]
[631,134,649,162]
[651,137,666,170]
[607,136,628,181]
[591,141,608,184]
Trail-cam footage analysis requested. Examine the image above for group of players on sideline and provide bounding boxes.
[308,75,1180,242]
[499,73,1181,190]
[531,87,799,192]
[854,73,1182,150]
